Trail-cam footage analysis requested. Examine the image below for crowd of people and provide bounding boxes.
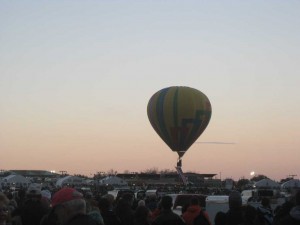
[0,185,299,225]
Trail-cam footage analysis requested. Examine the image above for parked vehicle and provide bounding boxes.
[168,193,207,209]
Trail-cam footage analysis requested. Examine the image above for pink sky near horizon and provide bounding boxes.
[1,1,299,181]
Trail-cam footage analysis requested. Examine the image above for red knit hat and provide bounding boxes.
[51,187,83,207]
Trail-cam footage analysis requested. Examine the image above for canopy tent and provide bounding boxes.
[254,178,280,189]
[99,176,128,186]
[0,175,31,187]
[281,179,300,189]
[55,175,84,187]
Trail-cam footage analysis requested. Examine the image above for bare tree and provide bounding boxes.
[106,169,118,176]
[143,167,159,174]
[160,169,176,174]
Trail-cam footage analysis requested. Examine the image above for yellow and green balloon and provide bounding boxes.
[147,86,212,159]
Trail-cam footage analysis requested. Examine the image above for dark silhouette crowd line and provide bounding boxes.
[0,185,299,225]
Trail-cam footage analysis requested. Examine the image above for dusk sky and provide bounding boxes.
[1,1,299,181]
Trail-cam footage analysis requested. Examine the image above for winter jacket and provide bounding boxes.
[278,206,300,225]
[65,214,100,225]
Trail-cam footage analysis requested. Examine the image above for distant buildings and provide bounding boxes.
[3,169,298,193]
[0,169,219,189]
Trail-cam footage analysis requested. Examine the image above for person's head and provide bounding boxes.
[0,192,10,224]
[120,193,134,206]
[229,191,242,210]
[26,184,42,200]
[102,194,114,207]
[160,196,173,210]
[85,192,93,200]
[138,200,146,207]
[41,190,52,202]
[98,197,111,212]
[51,188,85,225]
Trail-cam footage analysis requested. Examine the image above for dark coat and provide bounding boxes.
[152,209,186,225]
[65,214,100,225]
[278,206,300,225]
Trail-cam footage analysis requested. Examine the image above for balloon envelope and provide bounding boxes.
[147,86,212,158]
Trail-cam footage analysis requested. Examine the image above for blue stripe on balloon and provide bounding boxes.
[173,87,179,127]
[157,87,171,145]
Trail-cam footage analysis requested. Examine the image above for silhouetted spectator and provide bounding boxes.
[182,197,210,225]
[87,199,104,225]
[98,197,121,225]
[273,200,294,224]
[19,185,49,225]
[115,193,135,225]
[277,190,300,225]
[51,187,99,225]
[152,195,185,225]
[241,205,257,225]
[150,200,162,222]
[255,197,273,225]
[134,205,151,225]
[145,195,158,212]
[215,191,244,225]
[214,211,226,225]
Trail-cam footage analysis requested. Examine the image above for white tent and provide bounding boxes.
[56,176,85,187]
[0,175,31,187]
[255,178,280,188]
[99,176,128,186]
[281,179,300,189]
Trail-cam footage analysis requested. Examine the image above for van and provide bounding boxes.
[171,194,207,209]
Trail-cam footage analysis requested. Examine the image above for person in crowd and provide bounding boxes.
[152,195,186,225]
[273,199,295,224]
[241,205,257,225]
[150,200,162,222]
[0,192,10,225]
[98,196,121,225]
[214,211,226,225]
[115,193,135,225]
[145,195,158,213]
[255,197,273,225]
[277,190,300,225]
[134,205,151,225]
[51,187,100,225]
[4,192,17,215]
[41,190,52,210]
[214,190,244,225]
[87,199,104,225]
[182,197,210,225]
[17,184,49,225]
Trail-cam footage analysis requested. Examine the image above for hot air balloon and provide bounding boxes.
[147,86,212,167]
